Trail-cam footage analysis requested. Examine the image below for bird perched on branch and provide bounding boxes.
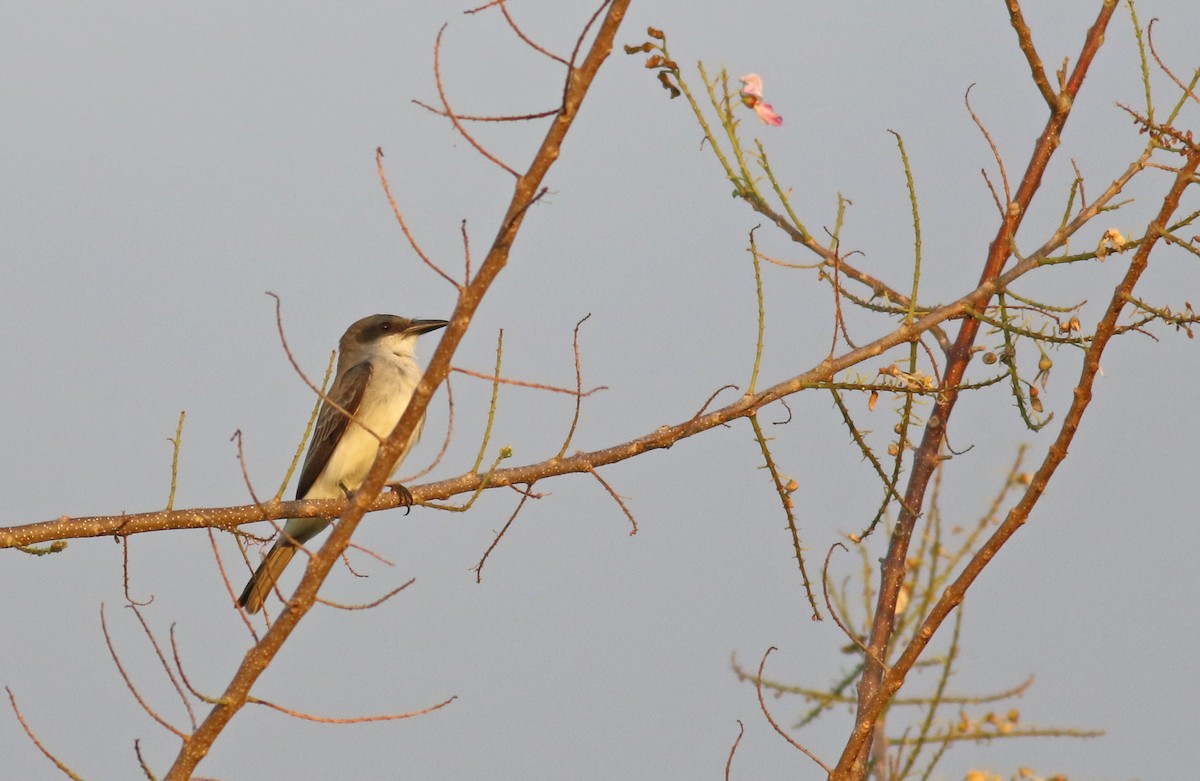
[238,313,447,614]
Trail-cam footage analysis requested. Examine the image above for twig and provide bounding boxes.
[431,25,519,177]
[1005,0,1057,108]
[725,720,744,781]
[166,411,185,511]
[100,604,188,739]
[375,148,461,289]
[248,693,456,723]
[586,464,637,535]
[474,485,534,581]
[6,687,85,781]
[556,314,592,458]
[754,648,832,773]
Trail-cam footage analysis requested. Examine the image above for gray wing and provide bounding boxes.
[296,361,372,499]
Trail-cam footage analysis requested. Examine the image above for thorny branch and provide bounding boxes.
[840,3,1124,778]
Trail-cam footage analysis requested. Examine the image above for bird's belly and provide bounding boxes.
[305,381,420,499]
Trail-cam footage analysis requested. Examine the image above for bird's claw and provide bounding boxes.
[387,483,414,514]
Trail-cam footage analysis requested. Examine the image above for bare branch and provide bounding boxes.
[162,4,633,774]
[754,648,832,773]
[6,687,85,781]
[1005,0,1057,108]
[843,3,1123,775]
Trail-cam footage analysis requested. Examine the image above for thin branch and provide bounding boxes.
[431,25,520,177]
[474,484,535,581]
[754,648,832,773]
[162,6,632,774]
[126,603,198,730]
[6,687,85,781]
[585,464,637,535]
[451,366,605,397]
[265,292,381,445]
[487,0,570,66]
[1148,19,1200,109]
[375,148,461,289]
[748,413,819,619]
[5,234,1127,551]
[165,411,185,511]
[842,3,1122,776]
[556,314,592,459]
[965,85,1012,210]
[1005,0,1057,108]
[247,694,456,723]
[821,543,881,664]
[100,605,188,740]
[725,720,744,781]
[411,100,560,123]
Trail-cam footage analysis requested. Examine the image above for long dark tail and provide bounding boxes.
[237,541,298,614]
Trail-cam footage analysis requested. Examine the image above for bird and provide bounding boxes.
[237,313,448,614]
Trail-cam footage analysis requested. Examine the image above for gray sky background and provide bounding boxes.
[2,2,1197,779]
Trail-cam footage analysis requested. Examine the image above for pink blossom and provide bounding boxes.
[739,73,783,126]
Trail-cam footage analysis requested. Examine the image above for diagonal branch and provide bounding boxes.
[160,2,631,778]
[1005,0,1057,108]
[856,141,1200,766]
[841,2,1121,777]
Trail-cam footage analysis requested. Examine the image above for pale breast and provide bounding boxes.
[304,357,424,499]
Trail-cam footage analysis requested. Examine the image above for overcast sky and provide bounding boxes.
[2,2,1198,779]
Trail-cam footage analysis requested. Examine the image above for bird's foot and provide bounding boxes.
[386,483,414,514]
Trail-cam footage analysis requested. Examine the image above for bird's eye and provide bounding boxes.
[379,322,391,331]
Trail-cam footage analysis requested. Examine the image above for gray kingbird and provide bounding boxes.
[238,313,447,613]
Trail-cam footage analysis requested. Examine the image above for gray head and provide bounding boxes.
[338,314,448,366]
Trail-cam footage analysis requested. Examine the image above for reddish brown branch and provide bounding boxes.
[725,720,744,781]
[6,687,84,781]
[557,314,591,458]
[841,3,1121,777]
[1148,19,1200,108]
[858,142,1200,759]
[474,486,534,582]
[161,4,632,776]
[431,25,520,177]
[488,0,570,66]
[586,464,638,535]
[375,149,462,289]
[1005,0,1057,108]
[450,366,605,396]
[754,647,832,773]
[3,240,1095,553]
[100,605,188,739]
[247,693,456,723]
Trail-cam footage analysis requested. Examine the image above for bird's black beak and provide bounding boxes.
[407,319,449,336]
